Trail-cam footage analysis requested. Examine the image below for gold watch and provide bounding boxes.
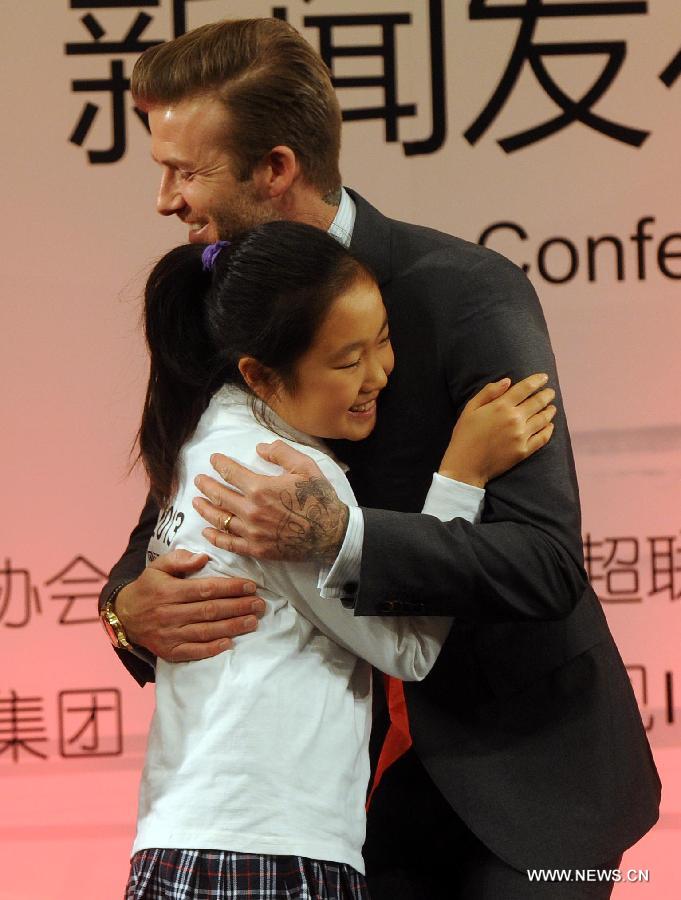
[100,588,132,650]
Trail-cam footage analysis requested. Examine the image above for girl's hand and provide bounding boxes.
[439,373,556,488]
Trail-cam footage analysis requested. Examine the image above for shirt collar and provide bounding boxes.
[327,187,356,248]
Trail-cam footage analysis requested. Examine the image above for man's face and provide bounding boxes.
[148,95,276,243]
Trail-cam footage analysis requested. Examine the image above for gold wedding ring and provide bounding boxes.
[222,514,233,533]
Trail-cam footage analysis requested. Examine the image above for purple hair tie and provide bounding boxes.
[201,240,230,272]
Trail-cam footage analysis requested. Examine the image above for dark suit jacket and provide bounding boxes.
[101,190,660,872]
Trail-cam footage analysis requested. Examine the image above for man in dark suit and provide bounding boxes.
[100,17,660,899]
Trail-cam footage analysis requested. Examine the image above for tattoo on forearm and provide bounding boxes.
[276,476,349,562]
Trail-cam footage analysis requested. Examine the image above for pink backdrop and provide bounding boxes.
[2,2,679,897]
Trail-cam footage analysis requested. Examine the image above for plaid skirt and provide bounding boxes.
[125,848,370,900]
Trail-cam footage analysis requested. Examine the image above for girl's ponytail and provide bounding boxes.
[137,244,223,504]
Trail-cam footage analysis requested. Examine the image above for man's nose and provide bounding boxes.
[156,170,184,216]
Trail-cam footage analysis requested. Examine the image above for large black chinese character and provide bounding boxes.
[279,1,445,156]
[67,1,189,164]
[465,0,649,152]
[58,689,123,757]
[0,691,48,762]
[68,0,188,48]
[45,555,107,625]
[0,558,42,628]
[66,5,159,57]
[648,535,681,601]
[583,535,641,603]
[70,60,143,164]
[660,48,681,88]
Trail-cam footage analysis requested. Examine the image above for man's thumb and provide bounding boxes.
[256,440,319,475]
[152,548,209,575]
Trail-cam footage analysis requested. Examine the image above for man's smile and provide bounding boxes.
[184,220,211,244]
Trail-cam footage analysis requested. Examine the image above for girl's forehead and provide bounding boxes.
[312,281,386,353]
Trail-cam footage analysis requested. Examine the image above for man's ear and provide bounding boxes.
[253,145,299,199]
[238,356,278,400]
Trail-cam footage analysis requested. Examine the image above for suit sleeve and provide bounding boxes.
[355,253,589,623]
[98,492,159,685]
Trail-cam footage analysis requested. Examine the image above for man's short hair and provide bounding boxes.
[132,18,342,195]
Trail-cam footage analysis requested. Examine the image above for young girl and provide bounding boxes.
[126,221,555,900]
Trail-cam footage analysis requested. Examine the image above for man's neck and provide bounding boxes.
[321,185,343,208]
[278,183,339,232]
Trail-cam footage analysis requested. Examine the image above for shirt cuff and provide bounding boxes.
[422,472,485,524]
[318,505,363,600]
[317,475,484,605]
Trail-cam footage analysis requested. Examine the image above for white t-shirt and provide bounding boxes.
[132,386,483,872]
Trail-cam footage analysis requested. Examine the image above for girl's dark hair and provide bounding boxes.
[137,221,371,505]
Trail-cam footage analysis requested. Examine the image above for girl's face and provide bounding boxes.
[270,276,394,440]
